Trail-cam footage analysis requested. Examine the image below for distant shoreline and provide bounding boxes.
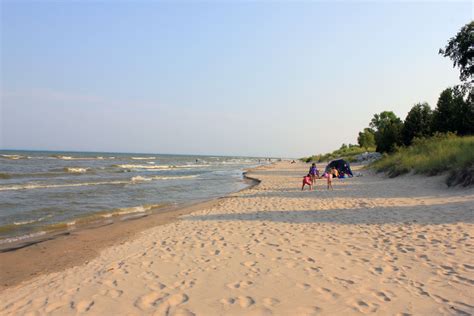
[0,149,279,160]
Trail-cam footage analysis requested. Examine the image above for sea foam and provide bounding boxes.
[0,154,26,160]
[64,167,89,173]
[131,157,156,160]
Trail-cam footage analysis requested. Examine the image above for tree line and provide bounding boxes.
[357,21,473,153]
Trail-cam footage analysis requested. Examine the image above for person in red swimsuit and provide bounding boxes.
[302,174,313,191]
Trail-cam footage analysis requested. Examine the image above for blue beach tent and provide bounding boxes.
[325,159,353,177]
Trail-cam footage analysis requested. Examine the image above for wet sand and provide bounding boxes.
[1,161,473,315]
[0,200,219,290]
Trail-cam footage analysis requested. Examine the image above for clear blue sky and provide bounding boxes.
[1,1,471,157]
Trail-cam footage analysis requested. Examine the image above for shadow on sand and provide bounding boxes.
[183,201,474,225]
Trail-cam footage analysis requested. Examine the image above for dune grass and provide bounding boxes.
[302,146,374,163]
[371,134,474,186]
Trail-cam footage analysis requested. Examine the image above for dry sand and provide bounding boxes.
[1,161,473,315]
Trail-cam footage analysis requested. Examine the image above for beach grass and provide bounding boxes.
[371,134,474,186]
[302,145,375,163]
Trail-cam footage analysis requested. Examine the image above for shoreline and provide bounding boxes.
[0,172,262,291]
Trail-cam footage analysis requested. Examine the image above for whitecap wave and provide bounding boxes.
[12,214,53,226]
[101,205,154,218]
[131,176,153,182]
[0,180,130,191]
[0,154,26,160]
[115,164,171,170]
[0,231,47,245]
[131,175,198,182]
[115,164,207,170]
[13,219,38,226]
[64,167,89,173]
[0,174,199,191]
[53,155,107,160]
[131,157,156,160]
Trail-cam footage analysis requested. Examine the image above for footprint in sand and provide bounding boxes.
[333,277,355,286]
[135,292,169,310]
[242,261,257,267]
[296,306,322,316]
[226,280,253,289]
[100,289,123,299]
[297,283,311,290]
[76,300,95,313]
[262,297,280,307]
[148,282,167,291]
[462,264,474,270]
[141,260,154,268]
[372,291,391,302]
[148,293,190,315]
[238,296,255,308]
[349,299,379,314]
[167,293,189,306]
[141,271,159,281]
[371,266,384,274]
[102,279,119,288]
[172,279,196,290]
[316,287,340,300]
[220,296,255,308]
[44,302,66,313]
[220,297,236,306]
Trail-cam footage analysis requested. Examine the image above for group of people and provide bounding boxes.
[302,163,339,191]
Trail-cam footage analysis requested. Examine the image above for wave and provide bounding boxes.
[13,219,39,226]
[0,154,26,160]
[0,174,199,191]
[0,170,89,179]
[131,157,156,160]
[64,167,89,173]
[114,164,171,170]
[131,175,198,182]
[12,214,53,226]
[100,205,154,218]
[0,180,130,191]
[0,231,47,245]
[51,155,114,160]
[115,164,208,170]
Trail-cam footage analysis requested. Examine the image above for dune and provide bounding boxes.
[1,161,473,315]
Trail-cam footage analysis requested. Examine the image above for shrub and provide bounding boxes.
[371,134,474,185]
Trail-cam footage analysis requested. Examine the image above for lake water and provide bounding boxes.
[0,150,270,245]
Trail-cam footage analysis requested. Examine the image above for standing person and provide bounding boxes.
[302,174,313,191]
[327,169,334,190]
[309,163,318,184]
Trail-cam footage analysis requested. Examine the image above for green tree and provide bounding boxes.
[357,128,375,150]
[401,102,433,145]
[439,21,474,83]
[370,111,403,153]
[432,87,473,135]
[454,88,474,135]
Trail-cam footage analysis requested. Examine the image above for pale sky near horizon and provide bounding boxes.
[1,1,472,158]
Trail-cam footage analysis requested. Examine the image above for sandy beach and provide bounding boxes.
[1,161,473,315]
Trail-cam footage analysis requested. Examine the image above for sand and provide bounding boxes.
[0,199,223,290]
[1,161,473,315]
